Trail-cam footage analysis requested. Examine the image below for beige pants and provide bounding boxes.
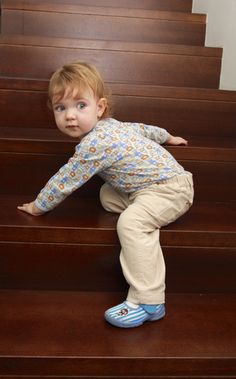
[100,172,194,305]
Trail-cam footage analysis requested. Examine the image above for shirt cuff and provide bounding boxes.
[34,199,49,213]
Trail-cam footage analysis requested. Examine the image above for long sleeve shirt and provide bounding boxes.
[35,118,185,212]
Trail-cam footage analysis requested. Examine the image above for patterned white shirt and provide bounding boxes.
[35,118,185,211]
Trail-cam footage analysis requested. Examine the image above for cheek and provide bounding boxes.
[54,113,63,125]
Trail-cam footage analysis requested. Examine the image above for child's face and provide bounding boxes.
[52,86,106,139]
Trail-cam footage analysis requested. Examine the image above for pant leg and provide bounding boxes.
[100,183,166,304]
[117,193,166,305]
[100,174,194,305]
[117,173,194,305]
[99,182,130,213]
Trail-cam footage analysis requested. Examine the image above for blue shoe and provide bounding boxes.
[104,301,165,328]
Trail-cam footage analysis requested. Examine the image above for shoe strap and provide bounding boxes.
[140,304,158,314]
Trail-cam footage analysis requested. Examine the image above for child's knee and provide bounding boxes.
[99,183,113,211]
[117,210,136,236]
[100,183,130,213]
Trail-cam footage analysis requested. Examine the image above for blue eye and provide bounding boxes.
[54,105,65,112]
[78,102,86,110]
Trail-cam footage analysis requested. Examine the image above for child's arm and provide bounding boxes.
[126,122,187,145]
[17,138,110,216]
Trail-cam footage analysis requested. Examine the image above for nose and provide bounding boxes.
[65,107,76,120]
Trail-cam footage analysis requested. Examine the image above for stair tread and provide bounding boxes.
[0,290,236,361]
[2,77,236,101]
[0,37,222,88]
[1,126,235,147]
[1,6,206,46]
[1,0,193,13]
[0,195,235,247]
[2,1,206,22]
[1,127,235,161]
[0,34,222,57]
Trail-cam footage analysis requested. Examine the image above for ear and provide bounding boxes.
[97,98,107,118]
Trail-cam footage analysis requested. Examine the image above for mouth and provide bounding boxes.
[66,125,79,129]
[65,125,81,133]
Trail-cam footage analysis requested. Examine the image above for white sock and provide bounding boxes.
[126,301,139,308]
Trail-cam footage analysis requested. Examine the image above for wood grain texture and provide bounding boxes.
[0,291,236,376]
[0,0,236,376]
[1,8,206,46]
[0,0,194,13]
[0,35,222,88]
[0,195,235,247]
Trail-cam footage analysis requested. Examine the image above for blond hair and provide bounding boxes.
[48,61,111,119]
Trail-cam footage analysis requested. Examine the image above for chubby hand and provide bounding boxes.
[17,201,44,216]
[166,135,188,146]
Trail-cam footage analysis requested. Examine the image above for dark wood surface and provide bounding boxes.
[0,35,222,88]
[2,76,236,101]
[0,290,236,376]
[1,85,236,139]
[0,0,194,12]
[1,241,236,293]
[0,195,235,245]
[0,1,236,377]
[1,2,204,21]
[1,6,206,46]
[1,151,235,201]
[1,127,235,162]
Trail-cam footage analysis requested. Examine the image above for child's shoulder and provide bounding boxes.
[96,117,120,128]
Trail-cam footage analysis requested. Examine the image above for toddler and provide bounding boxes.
[18,61,194,328]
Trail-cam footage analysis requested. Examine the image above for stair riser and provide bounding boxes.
[1,153,235,201]
[1,243,236,293]
[0,356,235,377]
[1,225,235,247]
[114,95,236,138]
[0,45,221,88]
[1,138,235,162]
[1,89,236,138]
[1,0,193,12]
[2,10,206,46]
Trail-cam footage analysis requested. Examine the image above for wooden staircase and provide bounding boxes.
[0,0,236,377]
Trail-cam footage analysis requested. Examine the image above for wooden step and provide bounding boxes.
[1,241,236,293]
[0,35,222,88]
[0,1,203,21]
[0,195,235,247]
[1,137,235,201]
[1,195,236,292]
[0,0,194,13]
[1,2,206,46]
[1,78,235,139]
[1,127,235,162]
[0,290,236,377]
[2,153,236,201]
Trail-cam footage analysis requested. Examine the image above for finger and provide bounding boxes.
[17,205,24,210]
[17,205,29,211]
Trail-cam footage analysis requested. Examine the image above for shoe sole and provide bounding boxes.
[104,310,165,328]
